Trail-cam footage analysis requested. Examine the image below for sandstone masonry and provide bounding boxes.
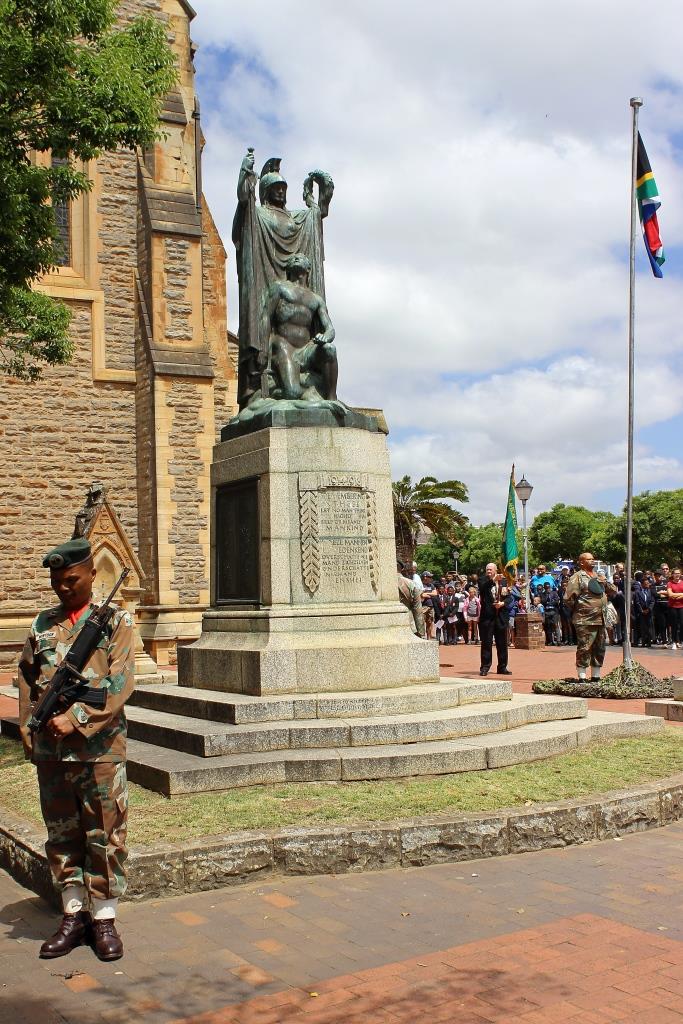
[0,0,237,670]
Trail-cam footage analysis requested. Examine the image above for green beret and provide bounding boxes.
[42,538,92,571]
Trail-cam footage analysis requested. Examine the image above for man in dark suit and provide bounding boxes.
[478,562,512,676]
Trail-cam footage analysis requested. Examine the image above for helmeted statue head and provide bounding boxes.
[259,157,288,206]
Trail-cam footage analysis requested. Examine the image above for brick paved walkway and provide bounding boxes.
[2,821,682,1024]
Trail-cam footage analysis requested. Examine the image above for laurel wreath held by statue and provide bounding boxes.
[303,170,334,217]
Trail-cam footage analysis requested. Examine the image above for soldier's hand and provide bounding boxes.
[47,713,77,739]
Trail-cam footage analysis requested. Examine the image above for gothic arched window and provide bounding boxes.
[51,156,72,268]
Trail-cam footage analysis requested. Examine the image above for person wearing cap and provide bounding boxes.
[17,539,135,962]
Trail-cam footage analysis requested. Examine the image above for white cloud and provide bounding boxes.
[193,0,683,521]
[386,355,683,522]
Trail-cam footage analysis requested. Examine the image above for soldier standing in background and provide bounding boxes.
[397,561,426,638]
[564,552,616,682]
[17,538,135,961]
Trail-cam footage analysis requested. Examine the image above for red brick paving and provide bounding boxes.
[171,914,683,1024]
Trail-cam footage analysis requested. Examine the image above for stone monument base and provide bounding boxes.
[179,603,437,696]
[221,402,380,442]
[178,421,439,696]
[645,677,683,723]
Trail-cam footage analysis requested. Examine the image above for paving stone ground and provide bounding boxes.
[1,821,683,1024]
[439,642,683,721]
[2,644,682,1023]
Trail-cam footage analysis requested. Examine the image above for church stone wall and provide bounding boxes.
[166,379,211,604]
[202,203,237,439]
[98,150,138,373]
[134,302,160,606]
[0,0,237,672]
[0,304,139,667]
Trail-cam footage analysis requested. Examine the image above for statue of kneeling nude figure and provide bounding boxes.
[260,253,339,405]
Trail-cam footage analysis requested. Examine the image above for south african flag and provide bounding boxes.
[636,133,665,278]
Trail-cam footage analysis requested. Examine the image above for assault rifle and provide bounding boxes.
[28,568,130,734]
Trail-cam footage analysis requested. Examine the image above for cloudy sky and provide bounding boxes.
[191,0,683,525]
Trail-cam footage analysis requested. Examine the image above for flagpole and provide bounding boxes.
[624,96,642,671]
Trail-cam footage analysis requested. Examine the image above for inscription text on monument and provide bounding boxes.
[298,474,378,600]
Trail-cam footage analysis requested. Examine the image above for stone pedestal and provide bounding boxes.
[645,677,683,723]
[514,613,545,650]
[178,424,439,695]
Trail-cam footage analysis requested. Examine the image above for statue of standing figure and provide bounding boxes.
[231,150,341,416]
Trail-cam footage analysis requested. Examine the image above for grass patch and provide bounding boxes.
[2,729,683,845]
[534,662,675,699]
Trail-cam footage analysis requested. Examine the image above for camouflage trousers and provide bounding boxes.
[36,761,128,901]
[575,623,607,670]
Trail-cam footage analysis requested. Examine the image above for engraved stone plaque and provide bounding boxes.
[299,473,378,602]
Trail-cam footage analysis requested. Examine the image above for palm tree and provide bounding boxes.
[393,475,469,566]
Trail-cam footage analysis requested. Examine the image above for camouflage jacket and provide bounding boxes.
[17,604,135,763]
[564,571,615,627]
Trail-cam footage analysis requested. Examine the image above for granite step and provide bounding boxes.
[128,678,512,724]
[125,711,663,795]
[125,694,588,757]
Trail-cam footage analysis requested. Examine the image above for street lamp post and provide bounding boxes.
[515,475,534,609]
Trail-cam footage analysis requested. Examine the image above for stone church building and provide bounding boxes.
[0,0,238,671]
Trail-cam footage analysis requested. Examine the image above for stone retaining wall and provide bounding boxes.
[2,775,682,907]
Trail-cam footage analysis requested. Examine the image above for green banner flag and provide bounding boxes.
[502,465,518,583]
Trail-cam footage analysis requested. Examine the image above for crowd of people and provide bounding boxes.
[397,559,683,651]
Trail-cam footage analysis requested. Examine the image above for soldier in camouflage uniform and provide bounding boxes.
[17,538,135,962]
[564,552,616,681]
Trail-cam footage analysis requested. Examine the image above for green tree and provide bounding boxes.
[414,535,457,578]
[630,489,683,567]
[393,475,469,565]
[0,0,177,380]
[594,489,683,568]
[528,503,615,563]
[457,523,507,575]
[585,513,625,564]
